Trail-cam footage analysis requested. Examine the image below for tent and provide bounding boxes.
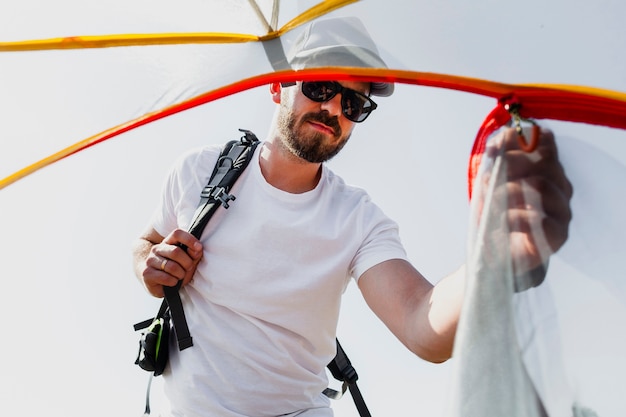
[1,1,625,416]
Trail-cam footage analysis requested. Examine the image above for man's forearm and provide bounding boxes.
[132,238,155,283]
[418,265,466,362]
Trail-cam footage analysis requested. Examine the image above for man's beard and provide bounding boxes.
[277,108,351,163]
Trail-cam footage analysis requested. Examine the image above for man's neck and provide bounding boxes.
[259,136,322,194]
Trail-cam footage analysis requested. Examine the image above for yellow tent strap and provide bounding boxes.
[274,0,360,36]
[0,33,260,51]
[0,0,358,52]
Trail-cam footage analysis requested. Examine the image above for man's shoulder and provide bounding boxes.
[323,166,369,197]
[179,143,223,162]
[322,167,380,213]
[173,144,224,172]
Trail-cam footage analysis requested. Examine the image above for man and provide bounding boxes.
[132,17,572,417]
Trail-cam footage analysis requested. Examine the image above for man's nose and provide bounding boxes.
[319,93,343,118]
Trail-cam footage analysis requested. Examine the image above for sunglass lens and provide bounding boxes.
[302,81,337,102]
[341,91,368,122]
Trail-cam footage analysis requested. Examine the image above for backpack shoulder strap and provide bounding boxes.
[325,338,372,417]
[188,129,260,238]
[164,129,260,351]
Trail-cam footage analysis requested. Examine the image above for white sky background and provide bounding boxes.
[1,1,626,416]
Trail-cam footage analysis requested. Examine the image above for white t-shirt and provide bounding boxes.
[150,141,408,417]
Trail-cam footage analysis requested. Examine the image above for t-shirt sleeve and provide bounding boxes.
[149,163,182,238]
[149,146,221,238]
[350,199,409,282]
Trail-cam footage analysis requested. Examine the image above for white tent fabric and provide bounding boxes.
[449,125,626,417]
[448,126,551,417]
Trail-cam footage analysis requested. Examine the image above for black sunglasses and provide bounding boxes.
[282,81,378,123]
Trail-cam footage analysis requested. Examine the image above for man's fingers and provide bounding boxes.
[142,255,179,297]
[503,177,572,218]
[150,253,183,281]
[149,229,204,291]
[502,177,572,255]
[155,242,202,276]
[505,208,570,253]
[163,229,203,258]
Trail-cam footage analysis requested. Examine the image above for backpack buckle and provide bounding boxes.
[212,187,236,209]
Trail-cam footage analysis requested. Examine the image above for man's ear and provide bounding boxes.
[270,82,282,104]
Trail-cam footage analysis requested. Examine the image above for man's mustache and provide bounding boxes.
[302,112,341,138]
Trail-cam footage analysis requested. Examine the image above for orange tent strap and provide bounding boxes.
[2,68,626,190]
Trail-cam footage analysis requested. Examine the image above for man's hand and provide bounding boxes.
[135,228,204,298]
[488,127,573,287]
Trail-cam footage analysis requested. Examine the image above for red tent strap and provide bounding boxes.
[467,103,511,199]
[468,90,626,200]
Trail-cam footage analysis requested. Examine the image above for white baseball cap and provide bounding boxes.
[287,17,394,97]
